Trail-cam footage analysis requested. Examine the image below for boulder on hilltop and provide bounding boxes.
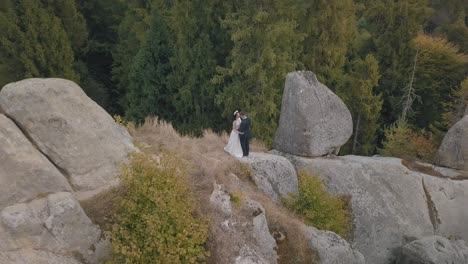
[274,71,353,157]
[0,78,137,191]
[436,114,468,171]
[240,153,298,202]
[274,152,468,264]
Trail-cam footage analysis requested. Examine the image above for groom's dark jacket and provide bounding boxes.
[239,117,251,137]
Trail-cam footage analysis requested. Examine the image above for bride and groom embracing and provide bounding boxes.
[224,110,251,158]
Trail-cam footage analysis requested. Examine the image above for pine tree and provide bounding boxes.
[0,0,76,85]
[362,0,432,125]
[45,0,88,56]
[112,1,169,113]
[339,54,382,155]
[125,8,173,123]
[213,0,303,145]
[77,0,126,113]
[167,0,230,134]
[298,0,357,88]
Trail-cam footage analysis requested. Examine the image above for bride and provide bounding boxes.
[224,110,243,158]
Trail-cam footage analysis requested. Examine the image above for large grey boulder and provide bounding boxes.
[436,115,468,171]
[0,114,72,209]
[397,236,468,264]
[279,154,434,264]
[274,71,353,157]
[241,153,298,202]
[304,226,365,264]
[0,192,101,254]
[0,78,137,191]
[422,175,468,241]
[0,249,81,264]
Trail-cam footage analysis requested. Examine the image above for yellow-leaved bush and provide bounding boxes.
[284,171,350,239]
[105,152,209,263]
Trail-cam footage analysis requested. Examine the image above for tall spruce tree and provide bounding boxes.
[213,0,303,145]
[125,8,173,123]
[339,54,382,155]
[77,0,125,113]
[167,0,230,134]
[0,0,75,86]
[362,0,432,126]
[411,35,468,129]
[298,0,357,88]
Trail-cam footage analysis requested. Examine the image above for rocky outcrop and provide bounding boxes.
[275,152,468,264]
[436,115,468,171]
[0,249,82,264]
[274,71,353,157]
[241,153,298,202]
[304,226,365,264]
[397,236,468,264]
[209,185,278,264]
[278,154,434,264]
[0,192,101,253]
[0,78,136,191]
[422,175,468,240]
[0,114,72,208]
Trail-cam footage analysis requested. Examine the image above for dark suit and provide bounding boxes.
[238,117,251,157]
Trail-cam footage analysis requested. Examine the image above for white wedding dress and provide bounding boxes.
[224,118,243,158]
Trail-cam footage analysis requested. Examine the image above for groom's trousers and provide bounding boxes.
[240,134,249,157]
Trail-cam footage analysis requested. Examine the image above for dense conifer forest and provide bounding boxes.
[0,0,467,157]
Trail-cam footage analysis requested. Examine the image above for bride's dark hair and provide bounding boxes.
[232,109,241,121]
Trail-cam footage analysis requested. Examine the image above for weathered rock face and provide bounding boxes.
[209,185,278,264]
[304,226,365,264]
[0,192,101,254]
[0,78,137,191]
[436,115,468,171]
[0,114,72,209]
[0,249,82,264]
[279,154,434,264]
[422,175,468,241]
[241,153,298,202]
[397,236,468,264]
[274,71,353,157]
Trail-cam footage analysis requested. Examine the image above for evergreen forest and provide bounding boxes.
[0,0,467,158]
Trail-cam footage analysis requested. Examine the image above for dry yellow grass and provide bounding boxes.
[127,118,316,263]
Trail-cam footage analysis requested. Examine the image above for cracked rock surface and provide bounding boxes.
[398,236,468,264]
[277,153,449,264]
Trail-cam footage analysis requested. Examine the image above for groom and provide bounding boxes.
[238,111,251,157]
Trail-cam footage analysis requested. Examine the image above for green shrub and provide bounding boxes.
[379,122,436,163]
[105,152,209,264]
[285,171,350,239]
[229,190,244,209]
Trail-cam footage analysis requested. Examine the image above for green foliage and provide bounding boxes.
[229,190,244,209]
[379,121,436,162]
[112,1,155,111]
[411,34,468,129]
[106,152,209,264]
[285,171,350,239]
[0,0,76,83]
[443,77,468,128]
[363,0,432,125]
[339,54,382,155]
[299,0,357,87]
[125,8,174,123]
[213,0,303,145]
[166,0,228,135]
[77,0,126,113]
